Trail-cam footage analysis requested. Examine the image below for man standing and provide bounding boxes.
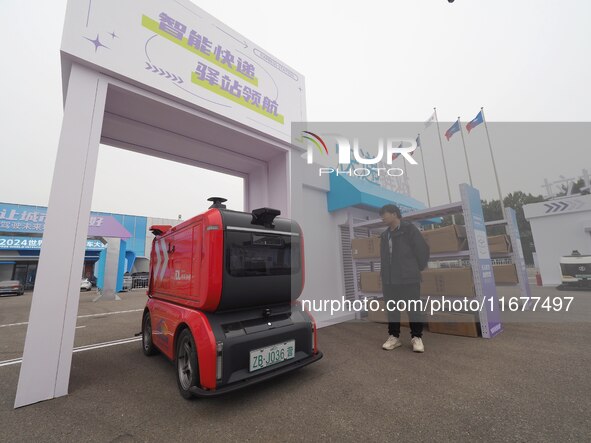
[379,204,430,353]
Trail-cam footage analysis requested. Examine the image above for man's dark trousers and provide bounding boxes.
[382,282,423,338]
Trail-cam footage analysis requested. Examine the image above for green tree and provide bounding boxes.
[556,178,590,196]
[491,192,545,264]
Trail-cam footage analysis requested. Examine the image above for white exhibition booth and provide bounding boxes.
[524,194,591,286]
[16,0,349,407]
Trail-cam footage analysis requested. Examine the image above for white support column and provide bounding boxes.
[245,164,269,211]
[288,150,304,222]
[15,64,107,408]
[268,151,289,216]
[93,238,122,301]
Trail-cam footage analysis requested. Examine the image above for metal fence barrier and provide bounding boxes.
[132,276,149,289]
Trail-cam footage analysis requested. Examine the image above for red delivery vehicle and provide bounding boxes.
[141,197,322,398]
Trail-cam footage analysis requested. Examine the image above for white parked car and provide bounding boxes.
[122,274,133,291]
[80,278,92,291]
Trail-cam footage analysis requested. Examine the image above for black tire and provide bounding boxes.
[176,328,199,400]
[142,312,159,356]
[86,287,92,292]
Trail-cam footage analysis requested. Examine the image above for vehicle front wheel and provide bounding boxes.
[142,312,158,356]
[176,328,199,400]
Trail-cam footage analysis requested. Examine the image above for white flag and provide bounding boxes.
[424,111,436,128]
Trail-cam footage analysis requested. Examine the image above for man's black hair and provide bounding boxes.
[379,204,401,218]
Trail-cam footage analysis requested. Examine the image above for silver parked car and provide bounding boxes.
[81,278,92,291]
[0,280,25,296]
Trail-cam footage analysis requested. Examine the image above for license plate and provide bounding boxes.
[575,275,591,279]
[249,340,295,372]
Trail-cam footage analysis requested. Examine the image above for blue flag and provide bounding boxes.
[466,110,484,133]
[445,120,460,141]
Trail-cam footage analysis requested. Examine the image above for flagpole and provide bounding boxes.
[417,134,431,207]
[403,157,410,196]
[401,156,405,192]
[434,108,452,204]
[481,107,505,218]
[458,116,473,187]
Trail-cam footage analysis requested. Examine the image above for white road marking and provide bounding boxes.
[0,321,28,328]
[0,309,143,328]
[0,337,142,367]
[77,309,143,319]
[76,326,86,329]
[0,357,23,368]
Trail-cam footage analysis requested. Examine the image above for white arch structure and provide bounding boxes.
[15,0,309,407]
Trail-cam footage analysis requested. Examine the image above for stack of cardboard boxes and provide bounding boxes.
[419,225,479,337]
[493,264,518,284]
[421,267,475,298]
[352,224,518,337]
[488,234,518,284]
[351,236,382,293]
[420,225,474,299]
[359,271,382,293]
[488,234,511,254]
[351,237,381,259]
[426,312,480,337]
[421,224,468,254]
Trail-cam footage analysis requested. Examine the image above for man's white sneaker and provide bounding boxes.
[411,337,424,353]
[382,335,402,350]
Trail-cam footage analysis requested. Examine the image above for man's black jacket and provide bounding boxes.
[380,221,430,285]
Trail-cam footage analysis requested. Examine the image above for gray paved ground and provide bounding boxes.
[0,287,590,442]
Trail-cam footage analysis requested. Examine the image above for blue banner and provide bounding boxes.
[461,184,503,338]
[0,236,105,250]
[0,203,47,233]
[0,202,130,238]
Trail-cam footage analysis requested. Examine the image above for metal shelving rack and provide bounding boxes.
[485,207,533,308]
[348,183,518,338]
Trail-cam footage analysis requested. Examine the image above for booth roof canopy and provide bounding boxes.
[327,175,427,214]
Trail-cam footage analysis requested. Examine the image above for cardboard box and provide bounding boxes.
[367,299,410,327]
[488,235,512,254]
[351,237,381,259]
[359,272,382,293]
[421,224,467,254]
[427,312,479,337]
[421,268,475,297]
[493,264,518,284]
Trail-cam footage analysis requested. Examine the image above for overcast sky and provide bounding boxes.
[1,0,591,219]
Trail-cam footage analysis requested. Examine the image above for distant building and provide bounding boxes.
[524,193,591,285]
[0,201,178,291]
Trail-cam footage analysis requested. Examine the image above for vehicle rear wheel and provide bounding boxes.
[176,329,199,400]
[142,312,158,356]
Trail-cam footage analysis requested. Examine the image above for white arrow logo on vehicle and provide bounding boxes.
[153,240,162,281]
[159,239,169,281]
